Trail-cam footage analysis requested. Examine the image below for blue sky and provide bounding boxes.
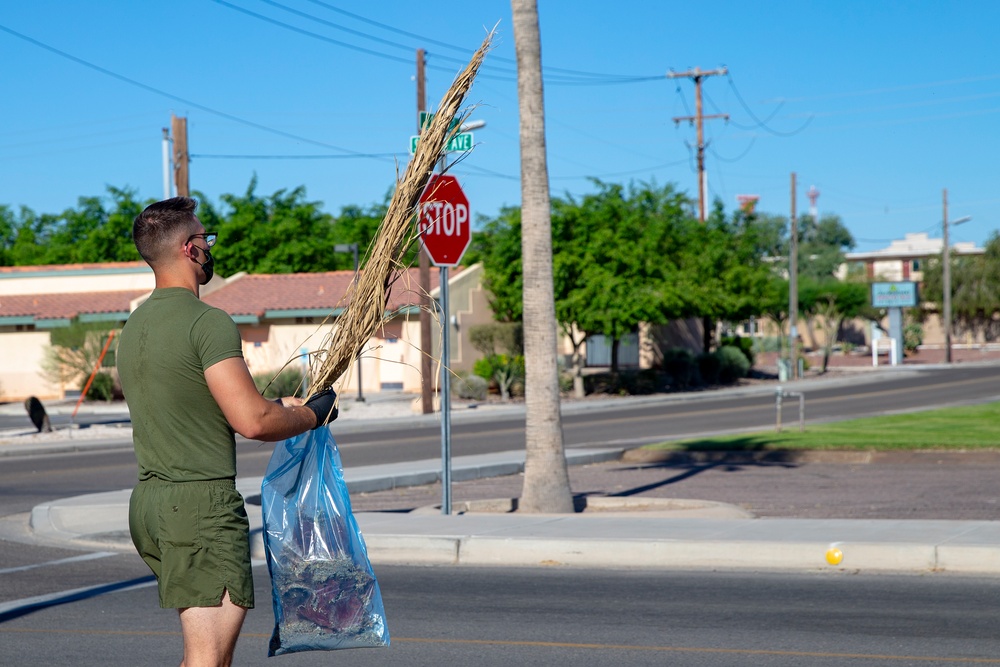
[1,1,998,253]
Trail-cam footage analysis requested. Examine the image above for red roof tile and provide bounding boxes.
[0,261,149,275]
[203,269,438,317]
[0,290,147,320]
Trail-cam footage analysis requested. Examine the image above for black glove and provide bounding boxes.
[304,388,339,426]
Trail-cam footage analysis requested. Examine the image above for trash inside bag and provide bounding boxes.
[261,427,389,656]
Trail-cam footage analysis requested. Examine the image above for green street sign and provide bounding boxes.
[409,132,474,154]
[419,111,460,132]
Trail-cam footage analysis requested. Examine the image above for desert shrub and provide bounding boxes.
[697,352,722,386]
[85,372,115,402]
[904,322,923,355]
[716,345,751,384]
[452,373,488,401]
[472,356,495,381]
[472,354,524,401]
[720,335,756,367]
[661,348,697,388]
[558,371,574,394]
[583,369,668,396]
[253,366,307,399]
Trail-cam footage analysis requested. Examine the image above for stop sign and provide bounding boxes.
[417,174,470,267]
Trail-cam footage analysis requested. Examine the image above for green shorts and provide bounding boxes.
[129,477,254,610]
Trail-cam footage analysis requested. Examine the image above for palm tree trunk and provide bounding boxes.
[512,0,574,513]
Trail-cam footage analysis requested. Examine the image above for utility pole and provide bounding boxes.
[943,188,951,364]
[416,49,434,414]
[788,172,799,380]
[669,67,728,222]
[161,127,172,200]
[171,114,189,197]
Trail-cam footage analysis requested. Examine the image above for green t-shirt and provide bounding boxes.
[117,287,244,482]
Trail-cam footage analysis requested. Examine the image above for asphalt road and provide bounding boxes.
[3,365,1000,665]
[4,560,1000,666]
[3,365,1000,520]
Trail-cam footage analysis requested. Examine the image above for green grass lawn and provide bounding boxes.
[645,401,1000,452]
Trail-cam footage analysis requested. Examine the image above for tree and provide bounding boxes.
[466,207,524,323]
[799,278,870,372]
[797,213,855,281]
[922,232,1000,341]
[553,181,690,379]
[512,0,574,514]
[207,177,339,275]
[684,202,781,352]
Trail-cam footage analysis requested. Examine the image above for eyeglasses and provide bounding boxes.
[186,232,218,248]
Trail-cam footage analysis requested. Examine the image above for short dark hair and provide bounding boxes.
[133,197,199,265]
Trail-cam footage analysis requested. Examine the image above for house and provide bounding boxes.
[0,262,492,403]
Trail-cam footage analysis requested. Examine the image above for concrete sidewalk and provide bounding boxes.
[23,444,1000,576]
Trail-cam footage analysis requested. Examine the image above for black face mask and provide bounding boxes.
[198,248,215,285]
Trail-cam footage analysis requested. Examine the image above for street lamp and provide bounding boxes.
[334,243,365,402]
[942,187,971,364]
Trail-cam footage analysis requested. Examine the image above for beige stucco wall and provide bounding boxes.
[0,267,154,296]
[0,331,62,401]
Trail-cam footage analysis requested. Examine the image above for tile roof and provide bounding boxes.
[203,268,439,317]
[0,290,147,320]
[0,261,149,275]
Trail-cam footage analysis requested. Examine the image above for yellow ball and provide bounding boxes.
[826,547,844,566]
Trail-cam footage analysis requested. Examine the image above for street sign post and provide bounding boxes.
[409,132,473,154]
[417,174,471,515]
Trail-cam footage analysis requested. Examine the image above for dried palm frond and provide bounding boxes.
[308,29,494,395]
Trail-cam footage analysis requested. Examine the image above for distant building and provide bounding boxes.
[841,232,983,282]
[0,262,491,402]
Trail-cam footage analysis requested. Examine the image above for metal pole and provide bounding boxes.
[440,266,452,515]
[353,244,364,402]
[798,393,805,432]
[788,172,798,379]
[943,188,952,364]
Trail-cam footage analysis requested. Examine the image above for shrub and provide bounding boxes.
[904,322,923,355]
[253,366,307,399]
[716,345,751,384]
[661,348,697,388]
[720,335,756,367]
[583,369,668,396]
[697,352,722,386]
[85,372,115,402]
[473,354,524,401]
[472,356,495,381]
[452,373,488,401]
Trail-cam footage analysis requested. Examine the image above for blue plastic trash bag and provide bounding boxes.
[261,427,390,656]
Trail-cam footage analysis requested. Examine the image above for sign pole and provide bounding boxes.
[440,266,452,515]
[416,170,470,517]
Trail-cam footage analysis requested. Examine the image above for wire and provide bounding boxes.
[708,136,757,163]
[726,72,813,137]
[191,152,398,159]
[214,0,662,85]
[212,0,418,67]
[0,22,394,161]
[704,88,784,132]
[302,0,662,82]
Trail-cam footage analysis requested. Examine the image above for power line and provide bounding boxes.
[191,152,398,159]
[0,22,393,161]
[301,0,662,83]
[726,72,813,137]
[214,0,661,85]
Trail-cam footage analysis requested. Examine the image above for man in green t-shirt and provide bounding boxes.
[118,197,337,667]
